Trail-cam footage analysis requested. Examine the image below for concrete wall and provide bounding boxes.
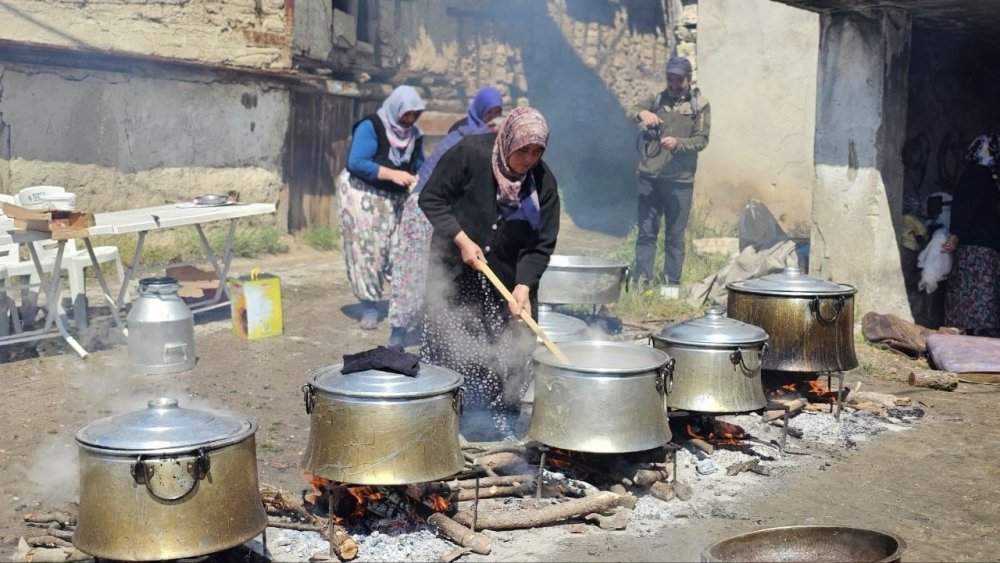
[810,9,912,320]
[696,0,818,231]
[0,0,291,69]
[0,63,288,212]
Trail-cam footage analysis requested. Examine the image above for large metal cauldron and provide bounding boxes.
[701,525,906,562]
[651,307,769,413]
[726,267,857,373]
[73,398,267,561]
[302,363,464,485]
[537,255,630,304]
[527,341,672,453]
[127,277,196,375]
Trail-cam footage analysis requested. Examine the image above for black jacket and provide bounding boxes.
[351,114,423,193]
[951,164,1000,251]
[418,133,560,292]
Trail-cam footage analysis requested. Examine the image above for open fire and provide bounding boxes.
[303,473,453,532]
[684,417,747,446]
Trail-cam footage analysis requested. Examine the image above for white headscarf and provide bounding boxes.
[376,85,426,166]
[963,133,1000,169]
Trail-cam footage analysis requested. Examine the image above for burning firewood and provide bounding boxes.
[267,520,325,533]
[764,398,807,422]
[448,474,534,490]
[539,469,599,498]
[427,513,492,555]
[451,491,631,530]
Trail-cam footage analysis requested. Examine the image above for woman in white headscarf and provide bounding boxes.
[336,85,425,330]
[941,133,1000,335]
[418,107,560,438]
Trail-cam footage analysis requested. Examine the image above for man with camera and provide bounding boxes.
[627,55,711,297]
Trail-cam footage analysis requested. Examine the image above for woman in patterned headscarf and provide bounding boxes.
[419,106,560,438]
[941,133,1000,335]
[386,86,504,348]
[336,85,425,330]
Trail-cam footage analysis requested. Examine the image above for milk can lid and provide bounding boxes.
[75,398,256,454]
[725,267,856,296]
[138,276,182,295]
[652,307,768,347]
[308,363,463,399]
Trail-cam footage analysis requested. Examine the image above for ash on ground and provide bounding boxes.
[262,405,924,560]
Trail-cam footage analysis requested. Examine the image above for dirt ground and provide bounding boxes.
[1,222,998,562]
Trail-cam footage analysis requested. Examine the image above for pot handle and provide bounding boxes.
[656,358,675,396]
[452,387,465,415]
[130,449,210,502]
[730,343,768,375]
[809,295,846,324]
[302,384,315,415]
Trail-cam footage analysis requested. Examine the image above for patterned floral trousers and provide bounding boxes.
[944,244,1000,332]
[387,191,433,330]
[335,170,406,302]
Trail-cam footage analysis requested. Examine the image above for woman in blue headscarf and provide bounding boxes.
[336,85,425,330]
[386,86,503,347]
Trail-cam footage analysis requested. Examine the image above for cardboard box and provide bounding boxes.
[228,270,283,340]
[166,260,219,299]
[2,202,94,240]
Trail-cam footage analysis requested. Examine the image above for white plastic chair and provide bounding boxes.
[30,237,126,323]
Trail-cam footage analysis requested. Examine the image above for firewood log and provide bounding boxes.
[649,481,675,502]
[451,491,629,530]
[764,398,807,422]
[449,474,534,490]
[427,512,492,555]
[908,370,958,391]
[329,524,358,560]
[687,438,715,455]
[455,483,530,501]
[633,468,672,487]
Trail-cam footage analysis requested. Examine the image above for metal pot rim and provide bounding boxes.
[650,335,767,349]
[532,340,669,374]
[74,398,257,454]
[701,525,906,563]
[725,284,857,297]
[307,363,463,399]
[75,431,254,456]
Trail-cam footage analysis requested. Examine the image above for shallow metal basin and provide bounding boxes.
[701,525,906,563]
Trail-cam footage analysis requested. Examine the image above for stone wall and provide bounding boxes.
[0,63,288,213]
[0,0,291,69]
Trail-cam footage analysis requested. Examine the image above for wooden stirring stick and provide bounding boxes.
[476,259,571,365]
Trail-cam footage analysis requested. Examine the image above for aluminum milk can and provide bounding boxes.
[127,277,196,374]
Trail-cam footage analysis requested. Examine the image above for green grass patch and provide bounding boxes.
[300,225,339,251]
[91,224,291,268]
[597,205,735,322]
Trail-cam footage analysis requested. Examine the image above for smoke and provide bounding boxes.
[22,353,225,507]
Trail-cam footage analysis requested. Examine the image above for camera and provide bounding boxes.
[641,123,662,142]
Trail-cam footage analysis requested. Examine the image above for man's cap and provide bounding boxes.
[666,56,692,76]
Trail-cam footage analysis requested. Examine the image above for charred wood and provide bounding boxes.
[687,438,715,455]
[23,513,76,527]
[267,519,325,533]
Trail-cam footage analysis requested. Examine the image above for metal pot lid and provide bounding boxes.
[308,362,463,399]
[538,309,588,343]
[725,267,857,296]
[75,398,256,454]
[547,255,628,269]
[652,307,768,347]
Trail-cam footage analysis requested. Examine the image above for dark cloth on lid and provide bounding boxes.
[342,346,421,376]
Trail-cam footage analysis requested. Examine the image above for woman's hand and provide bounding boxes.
[453,231,485,268]
[942,234,959,253]
[379,167,418,188]
[509,284,531,318]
